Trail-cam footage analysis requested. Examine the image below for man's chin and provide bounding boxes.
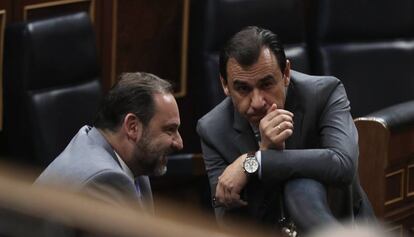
[153,156,168,176]
[154,164,167,176]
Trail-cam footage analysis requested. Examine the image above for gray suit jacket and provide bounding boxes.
[35,126,153,212]
[197,71,373,227]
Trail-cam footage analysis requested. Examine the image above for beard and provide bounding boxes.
[134,129,171,176]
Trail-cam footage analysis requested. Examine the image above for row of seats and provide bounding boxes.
[2,2,414,224]
[188,0,414,118]
[2,12,102,166]
[4,0,414,166]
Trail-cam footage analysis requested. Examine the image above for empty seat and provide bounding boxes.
[3,12,102,166]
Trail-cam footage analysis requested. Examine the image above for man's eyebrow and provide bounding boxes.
[232,79,250,86]
[259,75,275,82]
[163,123,180,130]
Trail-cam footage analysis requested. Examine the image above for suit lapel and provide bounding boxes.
[89,126,121,168]
[90,126,154,211]
[285,79,304,149]
[136,176,154,213]
[233,109,259,155]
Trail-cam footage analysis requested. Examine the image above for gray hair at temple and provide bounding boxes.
[94,72,173,131]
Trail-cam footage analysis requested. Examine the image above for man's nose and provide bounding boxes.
[251,89,266,110]
[172,132,184,151]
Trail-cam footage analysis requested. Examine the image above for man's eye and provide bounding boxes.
[235,85,251,93]
[260,81,275,90]
[165,127,177,135]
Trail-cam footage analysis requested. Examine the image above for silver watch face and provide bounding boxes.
[244,157,259,174]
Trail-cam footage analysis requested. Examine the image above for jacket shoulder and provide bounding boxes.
[35,127,125,188]
[197,97,233,137]
[291,70,342,92]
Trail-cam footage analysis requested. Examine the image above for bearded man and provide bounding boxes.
[35,72,183,212]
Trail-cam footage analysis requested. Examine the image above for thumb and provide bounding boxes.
[267,103,277,114]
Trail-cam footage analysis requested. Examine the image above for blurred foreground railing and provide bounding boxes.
[0,160,274,237]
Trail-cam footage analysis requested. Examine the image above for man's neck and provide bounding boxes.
[98,127,146,177]
[98,128,129,161]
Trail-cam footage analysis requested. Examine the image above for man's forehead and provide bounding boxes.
[227,52,279,82]
[228,48,277,69]
[151,93,180,123]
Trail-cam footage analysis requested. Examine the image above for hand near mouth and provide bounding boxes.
[259,103,294,150]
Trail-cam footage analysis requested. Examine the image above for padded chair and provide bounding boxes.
[311,0,414,229]
[312,0,414,118]
[188,0,311,117]
[3,12,102,166]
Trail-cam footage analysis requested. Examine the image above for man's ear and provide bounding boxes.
[283,59,291,87]
[220,75,230,96]
[123,113,143,142]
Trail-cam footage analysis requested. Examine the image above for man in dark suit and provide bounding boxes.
[36,72,183,212]
[197,26,374,233]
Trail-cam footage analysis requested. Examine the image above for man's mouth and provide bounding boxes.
[248,113,266,121]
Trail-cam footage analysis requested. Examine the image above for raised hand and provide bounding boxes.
[259,103,294,150]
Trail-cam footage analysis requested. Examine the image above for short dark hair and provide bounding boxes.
[94,72,172,131]
[219,26,286,83]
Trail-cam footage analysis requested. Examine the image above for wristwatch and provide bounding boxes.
[243,152,259,175]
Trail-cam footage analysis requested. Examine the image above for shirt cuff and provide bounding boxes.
[256,150,262,179]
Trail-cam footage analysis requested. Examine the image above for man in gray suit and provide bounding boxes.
[36,72,183,211]
[197,26,374,233]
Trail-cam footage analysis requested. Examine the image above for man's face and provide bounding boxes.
[222,47,291,126]
[134,93,183,176]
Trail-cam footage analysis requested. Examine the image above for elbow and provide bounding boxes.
[332,150,357,185]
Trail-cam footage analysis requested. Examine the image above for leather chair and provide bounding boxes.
[3,12,102,166]
[311,0,414,230]
[312,0,414,118]
[189,0,311,117]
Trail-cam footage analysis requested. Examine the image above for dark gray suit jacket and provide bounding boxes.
[197,71,373,228]
[35,126,153,212]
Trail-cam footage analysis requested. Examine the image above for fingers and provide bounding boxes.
[263,109,294,124]
[213,156,249,208]
[268,125,293,143]
[262,114,294,130]
[215,176,248,208]
[260,114,294,139]
[269,120,294,135]
[259,104,294,149]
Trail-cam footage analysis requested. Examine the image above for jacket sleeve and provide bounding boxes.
[197,123,228,198]
[261,82,358,185]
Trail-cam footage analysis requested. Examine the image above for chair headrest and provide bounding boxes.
[201,0,307,51]
[6,12,98,90]
[316,0,414,42]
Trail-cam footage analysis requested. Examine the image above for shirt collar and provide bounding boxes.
[114,151,134,180]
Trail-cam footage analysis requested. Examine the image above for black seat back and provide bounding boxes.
[313,0,414,117]
[3,12,102,165]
